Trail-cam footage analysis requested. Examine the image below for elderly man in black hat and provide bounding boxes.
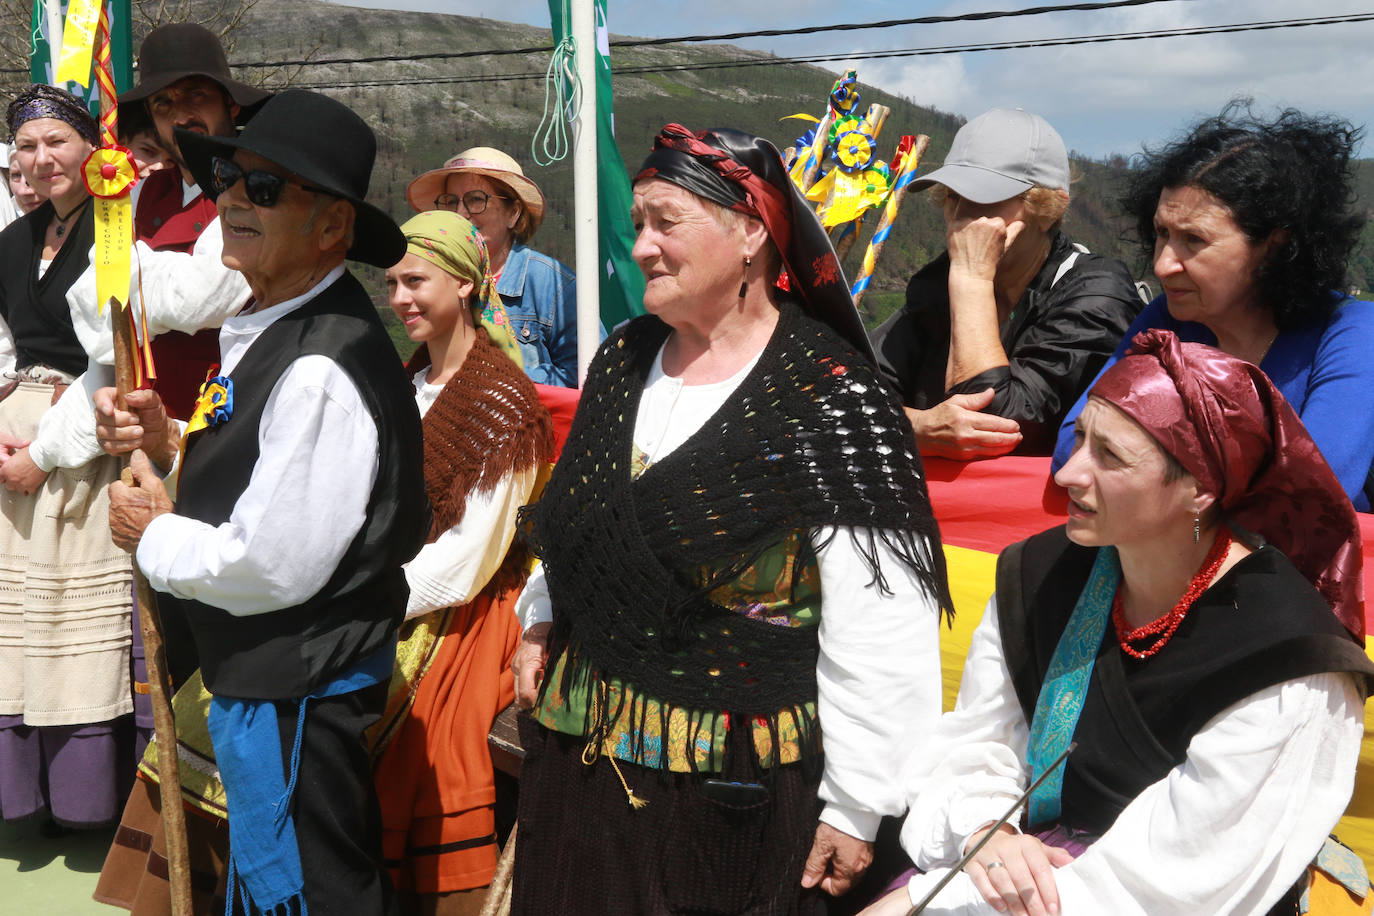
[100,89,427,916]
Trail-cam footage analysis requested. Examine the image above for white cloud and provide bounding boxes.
[862,56,970,114]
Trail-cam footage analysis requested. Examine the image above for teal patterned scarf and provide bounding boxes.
[1025,546,1119,827]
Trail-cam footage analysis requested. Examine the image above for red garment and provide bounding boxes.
[1091,329,1364,639]
[133,168,223,421]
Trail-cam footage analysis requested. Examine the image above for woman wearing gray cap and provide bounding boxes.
[870,109,1142,459]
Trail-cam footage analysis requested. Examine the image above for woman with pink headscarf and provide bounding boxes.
[865,329,1374,916]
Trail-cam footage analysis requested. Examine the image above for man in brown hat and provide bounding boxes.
[100,88,427,915]
[119,23,271,422]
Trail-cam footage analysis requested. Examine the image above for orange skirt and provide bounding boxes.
[374,586,520,894]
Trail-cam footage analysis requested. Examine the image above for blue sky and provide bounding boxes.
[327,0,1374,160]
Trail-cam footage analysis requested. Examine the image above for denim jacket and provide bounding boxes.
[496,243,594,387]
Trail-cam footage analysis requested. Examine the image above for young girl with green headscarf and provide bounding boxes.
[374,210,553,910]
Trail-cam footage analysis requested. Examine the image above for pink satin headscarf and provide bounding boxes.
[1090,329,1364,640]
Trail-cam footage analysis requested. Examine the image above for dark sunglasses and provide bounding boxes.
[433,189,511,215]
[210,156,333,207]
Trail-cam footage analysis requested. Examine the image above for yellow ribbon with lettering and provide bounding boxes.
[53,0,101,86]
[83,146,136,314]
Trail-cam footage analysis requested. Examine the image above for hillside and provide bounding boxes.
[220,0,1373,325]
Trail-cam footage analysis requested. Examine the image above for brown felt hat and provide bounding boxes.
[118,24,270,111]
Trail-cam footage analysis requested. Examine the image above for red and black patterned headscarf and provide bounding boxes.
[636,123,874,363]
[1091,329,1363,640]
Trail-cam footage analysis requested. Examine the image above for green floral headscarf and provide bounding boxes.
[399,210,522,368]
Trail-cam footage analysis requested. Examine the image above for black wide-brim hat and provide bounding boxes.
[177,89,406,268]
[118,23,270,117]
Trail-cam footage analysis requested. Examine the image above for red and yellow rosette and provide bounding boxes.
[82,145,137,315]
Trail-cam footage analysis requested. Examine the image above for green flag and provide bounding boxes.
[549,0,645,329]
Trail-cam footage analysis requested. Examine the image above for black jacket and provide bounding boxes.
[870,231,1142,454]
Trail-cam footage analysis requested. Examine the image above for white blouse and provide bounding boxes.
[401,368,540,621]
[137,266,380,617]
[30,216,249,471]
[517,341,945,842]
[900,596,1365,915]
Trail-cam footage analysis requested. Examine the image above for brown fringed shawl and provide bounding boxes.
[525,302,952,770]
[409,330,555,540]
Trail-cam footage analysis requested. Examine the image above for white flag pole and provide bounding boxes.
[572,0,599,386]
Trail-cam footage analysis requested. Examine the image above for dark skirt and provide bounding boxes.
[511,716,826,916]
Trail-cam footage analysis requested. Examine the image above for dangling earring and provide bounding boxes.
[739,255,752,300]
[1193,514,1200,543]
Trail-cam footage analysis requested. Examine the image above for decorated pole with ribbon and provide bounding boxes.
[795,69,858,193]
[64,5,193,914]
[828,103,890,260]
[851,133,929,308]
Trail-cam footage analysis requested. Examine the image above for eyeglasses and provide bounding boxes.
[210,156,333,208]
[433,190,511,215]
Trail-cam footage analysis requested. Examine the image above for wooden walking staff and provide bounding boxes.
[83,5,194,914]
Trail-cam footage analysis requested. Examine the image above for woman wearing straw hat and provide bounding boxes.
[407,147,584,387]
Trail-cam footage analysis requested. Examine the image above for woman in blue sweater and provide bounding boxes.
[1052,103,1374,509]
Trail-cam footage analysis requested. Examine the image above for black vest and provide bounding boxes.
[161,271,428,699]
[0,201,92,376]
[997,526,1374,836]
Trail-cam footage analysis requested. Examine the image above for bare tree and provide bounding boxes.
[131,0,260,55]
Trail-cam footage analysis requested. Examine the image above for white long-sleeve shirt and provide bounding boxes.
[136,265,380,616]
[900,597,1364,915]
[402,368,540,620]
[29,215,249,471]
[516,342,944,841]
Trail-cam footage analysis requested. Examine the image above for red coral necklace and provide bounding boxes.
[1113,526,1232,659]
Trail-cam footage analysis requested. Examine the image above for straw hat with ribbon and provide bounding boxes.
[405,147,546,239]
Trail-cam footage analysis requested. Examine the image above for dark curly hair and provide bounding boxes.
[1121,100,1365,330]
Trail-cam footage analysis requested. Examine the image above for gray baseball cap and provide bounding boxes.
[912,108,1069,204]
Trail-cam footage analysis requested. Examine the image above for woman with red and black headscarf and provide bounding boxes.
[864,329,1374,916]
[509,125,952,913]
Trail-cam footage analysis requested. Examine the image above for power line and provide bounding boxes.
[280,13,1374,92]
[231,0,1186,70]
[605,0,1190,47]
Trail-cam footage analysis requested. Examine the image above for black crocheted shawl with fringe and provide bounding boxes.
[525,300,952,772]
